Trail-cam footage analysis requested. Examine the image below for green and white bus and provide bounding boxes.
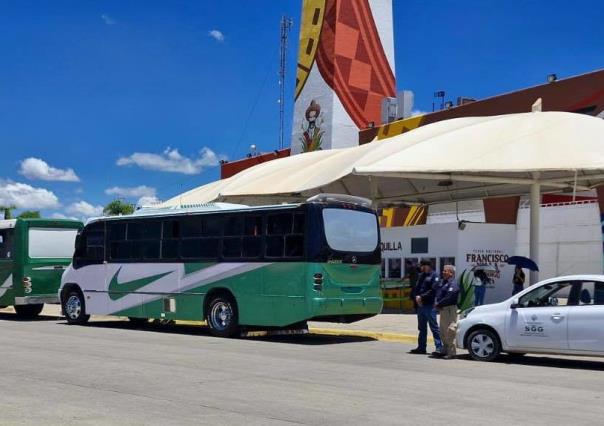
[0,218,83,318]
[59,195,382,336]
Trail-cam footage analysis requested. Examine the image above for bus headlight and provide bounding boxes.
[459,307,475,320]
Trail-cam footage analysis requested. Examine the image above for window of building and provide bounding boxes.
[411,237,428,254]
[388,258,402,279]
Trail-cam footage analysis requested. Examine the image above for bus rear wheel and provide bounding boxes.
[63,290,90,324]
[14,304,43,319]
[206,295,239,338]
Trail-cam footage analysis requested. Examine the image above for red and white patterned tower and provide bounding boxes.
[292,0,395,154]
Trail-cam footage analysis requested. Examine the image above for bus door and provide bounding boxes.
[0,226,15,306]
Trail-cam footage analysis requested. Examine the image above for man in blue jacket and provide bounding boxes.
[434,264,460,359]
[409,260,443,355]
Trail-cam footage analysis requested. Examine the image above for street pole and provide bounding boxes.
[529,177,541,284]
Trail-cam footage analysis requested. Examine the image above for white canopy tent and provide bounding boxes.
[160,112,604,281]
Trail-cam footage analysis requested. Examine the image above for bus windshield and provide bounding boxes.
[29,228,79,258]
[322,208,378,253]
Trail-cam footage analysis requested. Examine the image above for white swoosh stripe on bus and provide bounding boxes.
[31,266,66,271]
[179,262,273,292]
[0,274,12,298]
[107,263,272,314]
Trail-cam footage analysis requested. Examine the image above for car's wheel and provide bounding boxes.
[128,317,149,326]
[14,303,44,319]
[467,328,501,361]
[206,294,239,338]
[62,290,90,324]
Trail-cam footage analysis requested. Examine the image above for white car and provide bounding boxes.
[456,274,604,361]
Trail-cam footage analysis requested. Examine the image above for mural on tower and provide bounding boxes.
[292,0,396,153]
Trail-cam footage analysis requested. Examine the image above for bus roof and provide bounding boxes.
[84,202,304,225]
[0,218,83,230]
[83,194,373,225]
[0,219,17,230]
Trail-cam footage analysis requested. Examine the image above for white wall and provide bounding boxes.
[515,203,602,281]
[381,202,603,303]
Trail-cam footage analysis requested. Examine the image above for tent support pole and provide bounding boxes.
[369,176,378,209]
[529,180,541,284]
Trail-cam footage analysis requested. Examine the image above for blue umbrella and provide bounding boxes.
[506,256,539,271]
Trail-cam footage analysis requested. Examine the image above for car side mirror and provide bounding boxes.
[510,298,519,309]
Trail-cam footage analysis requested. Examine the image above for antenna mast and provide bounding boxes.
[279,16,293,150]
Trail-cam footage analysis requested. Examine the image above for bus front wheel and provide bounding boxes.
[63,290,90,325]
[206,295,239,338]
[14,304,43,319]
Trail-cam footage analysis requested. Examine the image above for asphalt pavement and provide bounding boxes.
[1,309,604,425]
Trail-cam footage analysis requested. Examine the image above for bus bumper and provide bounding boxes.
[310,296,383,318]
[14,295,59,305]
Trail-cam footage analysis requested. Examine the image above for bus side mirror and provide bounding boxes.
[510,298,519,309]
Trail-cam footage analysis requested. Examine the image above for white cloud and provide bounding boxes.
[51,212,80,221]
[66,201,103,218]
[105,185,156,199]
[137,196,160,207]
[208,29,225,42]
[0,181,60,209]
[101,14,116,25]
[19,158,80,182]
[116,147,224,175]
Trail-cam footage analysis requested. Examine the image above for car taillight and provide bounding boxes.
[313,273,323,291]
[22,276,32,293]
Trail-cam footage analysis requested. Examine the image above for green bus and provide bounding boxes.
[59,195,383,336]
[0,218,83,318]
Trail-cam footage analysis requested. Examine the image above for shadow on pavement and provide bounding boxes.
[255,334,376,345]
[66,320,375,344]
[0,312,61,322]
[456,353,604,371]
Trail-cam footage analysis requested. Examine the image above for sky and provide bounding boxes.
[1,0,603,220]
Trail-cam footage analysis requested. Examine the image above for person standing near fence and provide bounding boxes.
[434,265,460,359]
[409,260,443,355]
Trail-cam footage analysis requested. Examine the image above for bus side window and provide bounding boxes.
[161,220,180,260]
[266,212,305,259]
[128,220,161,260]
[0,229,13,259]
[75,223,105,266]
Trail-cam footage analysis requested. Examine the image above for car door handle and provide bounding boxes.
[551,313,564,320]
